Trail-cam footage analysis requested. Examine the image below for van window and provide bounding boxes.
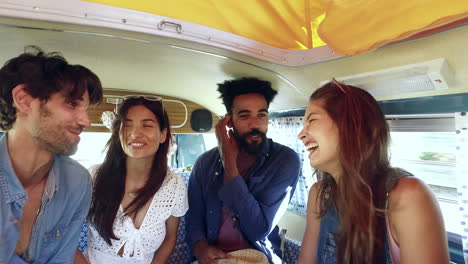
[388,117,458,234]
[72,132,217,170]
[71,132,111,169]
[172,133,217,169]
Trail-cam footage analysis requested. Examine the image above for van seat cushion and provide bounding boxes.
[167,216,192,264]
[283,236,301,264]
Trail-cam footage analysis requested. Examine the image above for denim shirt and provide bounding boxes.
[317,206,393,264]
[0,134,92,264]
[317,168,411,263]
[185,138,301,263]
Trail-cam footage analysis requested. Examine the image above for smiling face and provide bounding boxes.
[231,93,269,155]
[31,90,91,156]
[298,99,341,177]
[119,105,167,161]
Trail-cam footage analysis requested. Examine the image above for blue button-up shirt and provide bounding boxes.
[185,138,301,263]
[0,134,92,263]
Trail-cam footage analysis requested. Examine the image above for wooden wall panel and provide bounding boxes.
[85,89,220,133]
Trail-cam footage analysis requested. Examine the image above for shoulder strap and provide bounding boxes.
[384,167,413,194]
[384,167,413,209]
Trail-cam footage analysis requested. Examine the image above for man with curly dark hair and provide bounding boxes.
[0,46,103,263]
[186,77,301,264]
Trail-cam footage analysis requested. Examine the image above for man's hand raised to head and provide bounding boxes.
[215,115,240,184]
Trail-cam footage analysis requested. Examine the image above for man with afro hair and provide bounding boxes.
[186,77,300,263]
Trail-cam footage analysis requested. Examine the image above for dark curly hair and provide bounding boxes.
[0,46,103,130]
[217,77,278,114]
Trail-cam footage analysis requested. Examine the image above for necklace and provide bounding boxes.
[128,192,138,198]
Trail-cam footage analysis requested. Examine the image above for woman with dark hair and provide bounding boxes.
[77,96,188,264]
[297,80,449,263]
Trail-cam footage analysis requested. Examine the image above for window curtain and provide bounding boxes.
[268,117,315,216]
[455,112,468,262]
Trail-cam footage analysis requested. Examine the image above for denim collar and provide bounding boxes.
[44,162,56,199]
[258,136,271,157]
[0,134,57,204]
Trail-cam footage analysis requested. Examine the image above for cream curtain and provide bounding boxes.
[455,112,468,262]
[268,117,315,216]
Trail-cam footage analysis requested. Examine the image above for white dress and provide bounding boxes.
[86,169,189,264]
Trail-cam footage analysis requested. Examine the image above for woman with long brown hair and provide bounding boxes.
[297,80,449,263]
[76,96,188,264]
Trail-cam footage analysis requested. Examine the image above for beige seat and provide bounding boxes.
[217,249,269,264]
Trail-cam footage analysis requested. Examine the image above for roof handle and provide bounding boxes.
[157,20,182,34]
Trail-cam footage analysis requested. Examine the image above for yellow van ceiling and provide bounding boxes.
[85,0,468,54]
[85,0,328,50]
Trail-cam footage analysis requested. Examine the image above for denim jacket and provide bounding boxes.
[185,138,301,263]
[0,134,92,263]
[317,206,394,264]
[316,168,411,263]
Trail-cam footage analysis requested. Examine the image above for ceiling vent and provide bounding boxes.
[321,58,454,97]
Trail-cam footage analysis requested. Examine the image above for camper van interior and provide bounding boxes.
[0,0,467,263]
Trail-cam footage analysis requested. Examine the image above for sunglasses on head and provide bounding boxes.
[331,78,348,95]
[118,94,165,120]
[122,95,163,102]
